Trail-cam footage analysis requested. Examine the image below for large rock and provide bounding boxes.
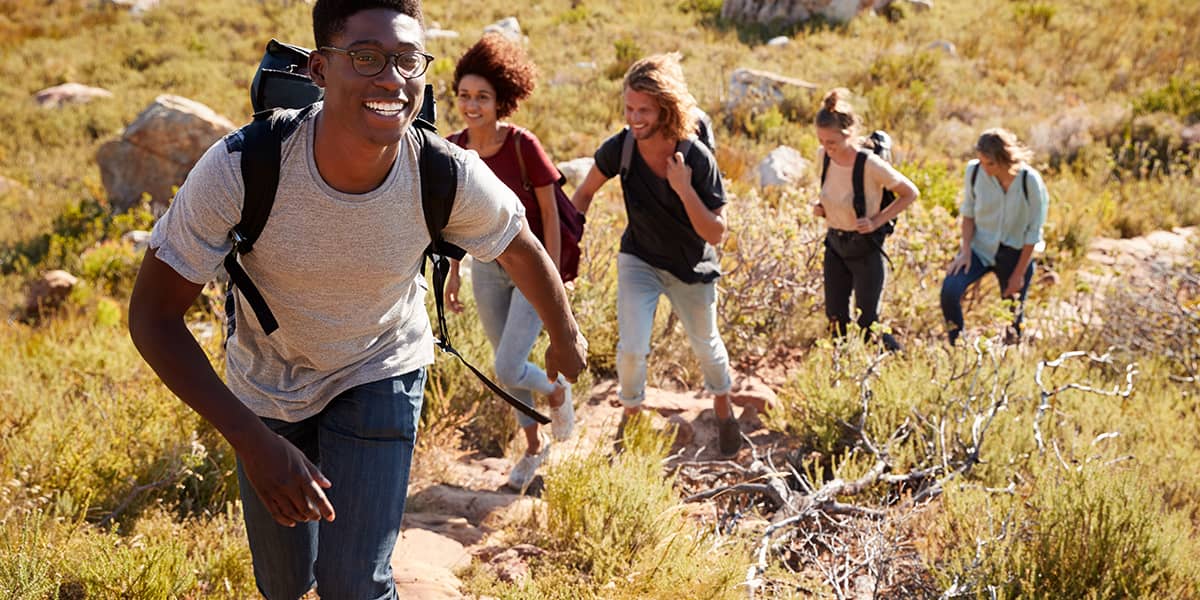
[391,527,470,599]
[556,157,594,189]
[33,83,114,109]
[483,17,522,42]
[23,270,78,320]
[97,95,235,212]
[757,145,809,187]
[1182,123,1200,148]
[101,0,161,16]
[721,0,929,25]
[726,68,816,114]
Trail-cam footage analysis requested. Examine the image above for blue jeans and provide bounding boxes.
[940,246,1035,344]
[236,369,426,600]
[616,253,732,406]
[471,259,557,428]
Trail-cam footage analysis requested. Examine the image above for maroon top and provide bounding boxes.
[449,126,559,243]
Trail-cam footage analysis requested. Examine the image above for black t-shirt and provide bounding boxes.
[594,129,726,284]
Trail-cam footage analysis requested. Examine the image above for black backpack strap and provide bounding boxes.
[852,150,869,219]
[821,153,830,186]
[618,127,634,182]
[970,162,980,190]
[224,105,315,335]
[676,136,694,161]
[414,122,550,426]
[1021,169,1030,206]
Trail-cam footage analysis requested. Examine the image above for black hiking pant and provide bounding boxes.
[824,229,888,339]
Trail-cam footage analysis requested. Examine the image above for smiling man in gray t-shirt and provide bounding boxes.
[127,1,587,596]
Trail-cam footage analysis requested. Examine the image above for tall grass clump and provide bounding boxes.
[482,415,745,599]
[932,465,1200,599]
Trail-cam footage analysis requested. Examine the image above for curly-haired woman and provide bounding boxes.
[443,34,573,491]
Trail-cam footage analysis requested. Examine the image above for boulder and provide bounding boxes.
[757,145,809,187]
[121,230,152,252]
[556,157,594,189]
[33,83,114,109]
[97,95,235,212]
[483,17,522,42]
[721,0,929,25]
[1182,123,1200,148]
[726,68,816,114]
[101,0,160,16]
[23,270,78,320]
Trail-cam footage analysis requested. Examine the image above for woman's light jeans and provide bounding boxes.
[472,259,558,428]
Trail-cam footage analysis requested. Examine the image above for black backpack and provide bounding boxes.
[820,130,898,237]
[970,161,1031,206]
[224,39,549,424]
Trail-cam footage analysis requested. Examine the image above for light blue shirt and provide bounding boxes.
[960,159,1048,267]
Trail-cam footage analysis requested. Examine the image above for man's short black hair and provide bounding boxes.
[312,0,424,49]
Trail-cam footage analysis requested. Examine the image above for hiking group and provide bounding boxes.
[127,0,1050,597]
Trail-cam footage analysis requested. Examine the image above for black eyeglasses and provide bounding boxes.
[320,46,434,79]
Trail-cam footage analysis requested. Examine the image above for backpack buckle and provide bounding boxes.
[230,228,252,254]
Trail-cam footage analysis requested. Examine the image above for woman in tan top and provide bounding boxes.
[812,88,919,350]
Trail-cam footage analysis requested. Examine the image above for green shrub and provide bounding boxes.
[1134,73,1200,123]
[933,466,1200,599]
[605,38,643,81]
[1013,2,1058,29]
[501,414,746,598]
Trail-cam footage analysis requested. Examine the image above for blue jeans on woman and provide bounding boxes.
[616,253,732,406]
[471,259,558,428]
[236,369,425,600]
[940,245,1035,344]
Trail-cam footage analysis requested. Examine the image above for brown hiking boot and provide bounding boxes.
[718,417,741,456]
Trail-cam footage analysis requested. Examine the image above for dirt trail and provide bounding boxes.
[392,375,778,597]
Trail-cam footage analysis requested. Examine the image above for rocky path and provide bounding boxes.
[391,375,778,598]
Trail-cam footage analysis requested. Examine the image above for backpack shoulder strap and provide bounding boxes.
[232,105,314,253]
[413,120,464,260]
[619,127,635,181]
[413,121,551,426]
[852,150,869,219]
[970,162,980,189]
[223,104,315,335]
[511,126,532,192]
[821,152,830,186]
[676,136,694,162]
[1021,168,1031,206]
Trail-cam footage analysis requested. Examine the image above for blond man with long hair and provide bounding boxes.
[571,53,740,456]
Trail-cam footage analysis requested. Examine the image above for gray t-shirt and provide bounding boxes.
[149,105,524,422]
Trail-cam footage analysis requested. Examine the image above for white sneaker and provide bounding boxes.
[507,439,550,491]
[549,377,575,442]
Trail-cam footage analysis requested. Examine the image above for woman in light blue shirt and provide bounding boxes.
[940,128,1049,345]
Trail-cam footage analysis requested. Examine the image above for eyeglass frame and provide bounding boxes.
[319,45,435,79]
